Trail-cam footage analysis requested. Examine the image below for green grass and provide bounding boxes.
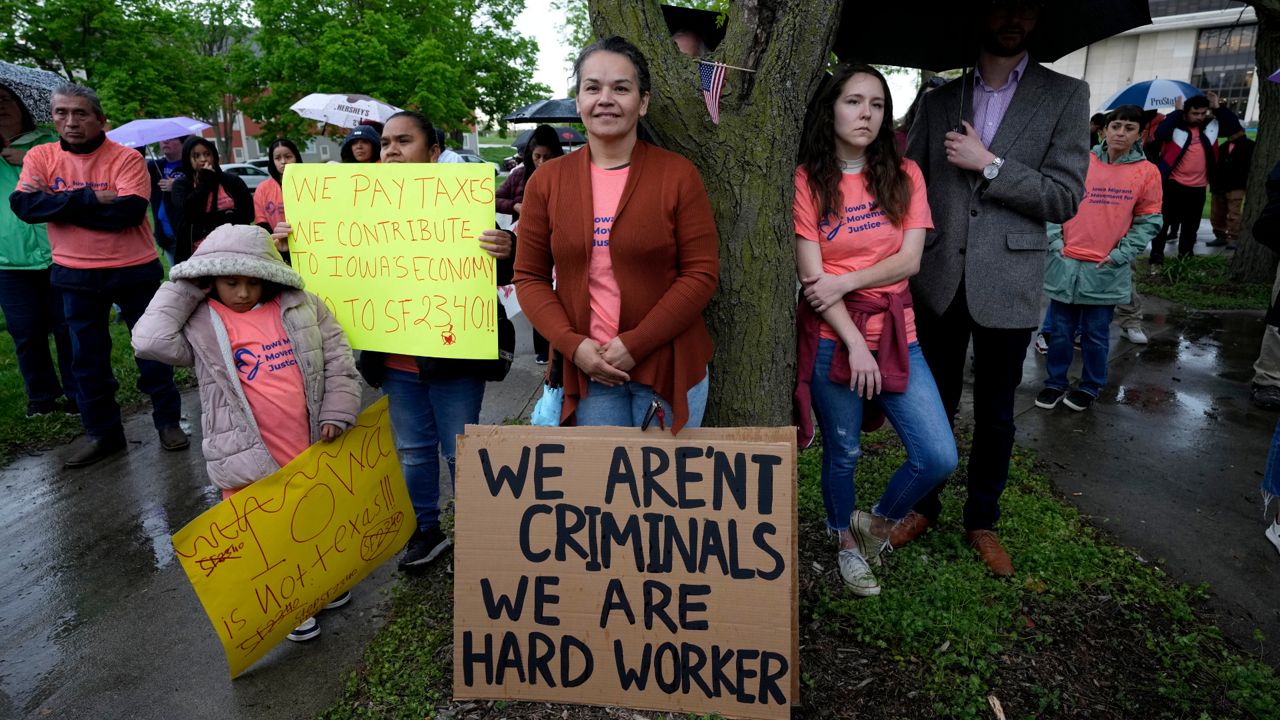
[803,432,1280,717]
[478,146,513,166]
[478,132,518,146]
[1135,255,1271,311]
[318,430,1280,719]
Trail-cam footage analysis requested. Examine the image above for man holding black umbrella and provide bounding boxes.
[894,0,1090,577]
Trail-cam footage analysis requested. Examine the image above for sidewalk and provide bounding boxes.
[0,315,545,720]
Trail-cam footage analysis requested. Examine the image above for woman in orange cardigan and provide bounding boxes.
[513,36,719,433]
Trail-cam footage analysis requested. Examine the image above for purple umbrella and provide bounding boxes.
[106,117,211,149]
[1269,68,1280,84]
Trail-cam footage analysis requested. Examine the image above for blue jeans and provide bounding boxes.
[576,371,709,428]
[1044,300,1114,397]
[1264,420,1280,512]
[382,369,485,533]
[0,268,77,413]
[52,261,181,441]
[810,340,957,530]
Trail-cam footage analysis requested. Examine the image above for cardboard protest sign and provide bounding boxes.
[453,426,798,720]
[283,163,497,358]
[172,397,414,677]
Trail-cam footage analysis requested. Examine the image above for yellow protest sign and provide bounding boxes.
[283,163,497,358]
[453,426,799,720]
[172,398,414,677]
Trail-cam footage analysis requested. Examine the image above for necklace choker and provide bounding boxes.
[839,156,866,172]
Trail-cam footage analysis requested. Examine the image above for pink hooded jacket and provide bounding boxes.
[132,225,361,490]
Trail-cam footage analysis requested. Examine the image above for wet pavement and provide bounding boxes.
[0,314,546,720]
[1016,296,1280,667]
[3,232,1277,718]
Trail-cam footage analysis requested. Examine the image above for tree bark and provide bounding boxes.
[589,0,841,427]
[1231,2,1280,283]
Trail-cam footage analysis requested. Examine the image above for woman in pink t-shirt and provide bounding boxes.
[793,64,957,598]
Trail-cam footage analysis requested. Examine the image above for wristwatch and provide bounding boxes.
[982,156,1004,181]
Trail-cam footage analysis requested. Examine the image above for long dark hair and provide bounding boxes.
[522,124,565,178]
[180,136,221,177]
[266,138,303,184]
[799,64,910,227]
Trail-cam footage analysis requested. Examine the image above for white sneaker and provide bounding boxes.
[1266,522,1280,556]
[1124,327,1149,344]
[1034,333,1049,355]
[837,549,880,596]
[287,617,320,642]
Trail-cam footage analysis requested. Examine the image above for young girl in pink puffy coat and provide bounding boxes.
[132,223,361,643]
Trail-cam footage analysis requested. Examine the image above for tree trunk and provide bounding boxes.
[590,0,841,426]
[1231,3,1280,283]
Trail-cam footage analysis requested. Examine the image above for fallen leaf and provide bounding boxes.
[988,694,1007,720]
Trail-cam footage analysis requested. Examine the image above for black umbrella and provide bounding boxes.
[512,126,585,151]
[502,98,580,124]
[833,0,1152,71]
[0,61,66,124]
[661,4,726,52]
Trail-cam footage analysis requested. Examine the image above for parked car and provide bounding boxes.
[454,151,500,175]
[246,158,271,171]
[221,163,271,192]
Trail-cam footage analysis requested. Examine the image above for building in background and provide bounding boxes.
[1047,0,1260,125]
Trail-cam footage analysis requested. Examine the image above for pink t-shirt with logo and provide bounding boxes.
[588,164,627,345]
[793,161,932,349]
[210,297,311,469]
[254,177,286,230]
[18,139,156,269]
[1170,128,1208,188]
[1062,154,1163,263]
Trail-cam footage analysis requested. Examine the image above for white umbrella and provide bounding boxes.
[289,93,401,129]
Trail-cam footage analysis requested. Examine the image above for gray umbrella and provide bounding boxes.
[502,98,580,124]
[0,61,66,124]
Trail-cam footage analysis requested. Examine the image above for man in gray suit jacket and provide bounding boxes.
[893,0,1089,577]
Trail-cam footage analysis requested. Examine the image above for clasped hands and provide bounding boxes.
[574,337,635,387]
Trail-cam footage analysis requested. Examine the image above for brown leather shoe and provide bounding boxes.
[967,530,1014,578]
[888,511,930,548]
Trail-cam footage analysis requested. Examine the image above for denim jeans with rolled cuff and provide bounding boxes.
[809,339,957,531]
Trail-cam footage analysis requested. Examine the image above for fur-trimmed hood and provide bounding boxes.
[169,224,304,289]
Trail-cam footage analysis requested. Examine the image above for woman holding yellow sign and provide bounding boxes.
[513,36,719,434]
[355,110,517,571]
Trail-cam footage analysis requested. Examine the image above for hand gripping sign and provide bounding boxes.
[283,163,498,359]
[172,398,413,677]
[453,425,799,720]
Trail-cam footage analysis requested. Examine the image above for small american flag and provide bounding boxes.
[699,61,727,125]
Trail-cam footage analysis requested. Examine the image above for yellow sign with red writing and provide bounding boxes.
[283,163,497,358]
[171,398,413,677]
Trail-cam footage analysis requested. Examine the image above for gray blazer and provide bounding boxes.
[906,61,1090,329]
